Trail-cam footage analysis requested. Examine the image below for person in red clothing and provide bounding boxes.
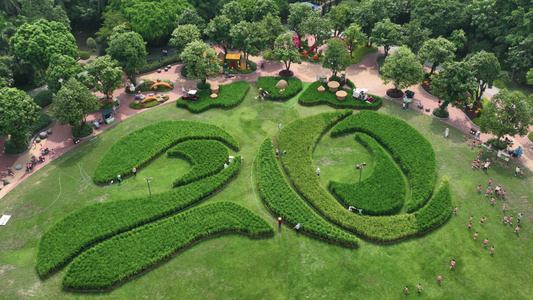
[491,198,495,206]
[480,217,486,225]
[477,185,482,193]
[404,286,409,295]
[470,215,473,224]
[474,232,478,240]
[278,217,282,229]
[450,259,455,270]
[514,226,520,234]
[489,246,494,255]
[468,223,472,230]
[483,238,489,247]
[418,284,421,293]
[437,275,442,284]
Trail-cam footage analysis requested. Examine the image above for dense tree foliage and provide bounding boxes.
[19,0,71,30]
[343,23,367,58]
[327,4,356,36]
[107,31,147,81]
[479,89,533,141]
[273,32,301,72]
[169,25,202,54]
[371,18,401,56]
[261,13,286,50]
[381,46,424,92]
[205,15,232,55]
[253,0,280,21]
[418,37,456,76]
[301,11,332,52]
[9,20,77,74]
[230,21,266,67]
[176,8,206,33]
[95,11,129,44]
[322,38,351,77]
[45,54,83,92]
[180,41,221,84]
[0,56,13,87]
[287,3,313,41]
[401,20,431,55]
[467,51,501,103]
[221,1,245,25]
[412,0,468,38]
[50,78,98,127]
[0,87,40,148]
[85,55,123,100]
[430,60,476,110]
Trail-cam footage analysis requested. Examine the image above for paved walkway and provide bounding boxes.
[1,46,532,199]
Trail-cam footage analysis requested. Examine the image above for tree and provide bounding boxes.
[381,46,424,93]
[50,78,98,128]
[169,25,201,54]
[273,32,301,73]
[505,37,533,81]
[430,60,476,110]
[478,89,533,141]
[322,38,351,77]
[261,13,285,50]
[45,54,84,92]
[527,68,533,85]
[448,29,467,53]
[180,41,221,84]
[0,87,40,149]
[86,37,97,52]
[370,18,401,56]
[288,3,313,41]
[401,20,431,55]
[9,19,77,74]
[95,10,129,44]
[204,15,233,55]
[0,56,13,87]
[176,8,206,33]
[107,31,147,82]
[253,0,280,21]
[468,51,501,103]
[230,21,266,68]
[412,0,468,37]
[354,0,390,43]
[222,1,245,25]
[86,55,123,100]
[343,23,367,58]
[187,0,226,21]
[418,37,456,76]
[63,0,107,29]
[327,4,356,36]
[19,0,71,30]
[301,12,332,52]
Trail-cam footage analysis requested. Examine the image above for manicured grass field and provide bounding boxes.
[1,83,532,298]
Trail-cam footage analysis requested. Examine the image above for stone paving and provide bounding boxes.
[1,46,532,199]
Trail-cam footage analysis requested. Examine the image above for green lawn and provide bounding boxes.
[1,84,532,298]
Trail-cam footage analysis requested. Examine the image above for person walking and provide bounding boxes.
[514,226,520,234]
[488,179,492,187]
[404,286,409,295]
[491,198,495,206]
[480,217,486,225]
[437,275,442,284]
[477,185,482,193]
[502,204,507,213]
[117,174,121,185]
[278,123,281,132]
[474,232,478,240]
[294,223,301,234]
[417,284,421,294]
[444,128,449,138]
[515,167,520,176]
[489,246,494,255]
[402,102,406,111]
[483,238,489,247]
[316,168,320,177]
[278,217,282,229]
[132,167,137,177]
[470,216,473,224]
[502,216,508,224]
[454,206,458,215]
[468,223,472,230]
[450,259,455,270]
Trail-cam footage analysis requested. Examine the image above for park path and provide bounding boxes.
[1,45,532,199]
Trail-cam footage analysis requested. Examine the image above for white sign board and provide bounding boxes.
[0,215,12,226]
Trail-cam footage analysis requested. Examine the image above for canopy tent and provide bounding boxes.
[300,2,321,11]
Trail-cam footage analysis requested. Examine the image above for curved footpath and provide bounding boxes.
[1,47,532,199]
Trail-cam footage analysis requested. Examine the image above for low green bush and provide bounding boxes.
[138,54,181,74]
[331,111,437,212]
[415,176,452,232]
[433,106,449,118]
[32,90,54,108]
[196,81,211,90]
[29,112,53,136]
[93,121,239,183]
[71,122,93,138]
[486,138,508,150]
[86,37,97,52]
[257,76,302,101]
[62,201,273,291]
[176,81,250,113]
[329,133,407,216]
[79,51,91,60]
[278,111,421,242]
[37,156,242,277]
[346,78,356,89]
[299,81,382,109]
[168,140,229,187]
[5,112,53,154]
[528,132,533,143]
[257,138,359,246]
[263,50,276,60]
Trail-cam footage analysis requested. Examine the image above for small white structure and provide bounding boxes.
[0,215,12,226]
[353,88,369,100]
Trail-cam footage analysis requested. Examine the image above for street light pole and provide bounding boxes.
[356,162,366,183]
[144,177,153,197]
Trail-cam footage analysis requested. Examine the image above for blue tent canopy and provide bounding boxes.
[300,2,320,10]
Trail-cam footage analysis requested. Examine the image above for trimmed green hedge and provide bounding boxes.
[331,111,437,213]
[298,81,382,109]
[167,140,229,187]
[62,202,273,291]
[257,76,303,101]
[32,90,54,108]
[329,133,406,216]
[93,121,239,183]
[257,138,359,246]
[176,81,250,113]
[37,156,242,278]
[278,111,420,242]
[415,176,452,232]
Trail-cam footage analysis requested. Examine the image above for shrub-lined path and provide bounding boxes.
[1,46,531,199]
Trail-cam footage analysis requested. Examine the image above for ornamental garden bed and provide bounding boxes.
[176,81,250,113]
[129,95,170,109]
[256,76,302,101]
[299,81,382,109]
[126,79,174,94]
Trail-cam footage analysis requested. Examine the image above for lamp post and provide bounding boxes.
[143,177,153,197]
[356,162,366,182]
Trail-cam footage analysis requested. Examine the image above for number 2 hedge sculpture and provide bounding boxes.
[37,121,273,291]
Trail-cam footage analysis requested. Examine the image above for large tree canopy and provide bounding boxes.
[107,31,147,81]
[381,46,424,92]
[343,23,367,58]
[221,1,245,25]
[401,20,431,55]
[230,21,266,67]
[301,12,332,52]
[204,15,233,55]
[9,19,77,73]
[418,37,456,76]
[412,0,469,38]
[169,24,201,54]
[327,4,356,36]
[0,87,40,147]
[109,0,192,44]
[253,0,280,21]
[180,41,221,84]
[45,54,84,93]
[176,8,206,33]
[322,38,351,77]
[287,3,313,41]
[371,18,401,56]
[86,55,123,100]
[430,60,476,109]
[273,32,301,72]
[478,89,533,140]
[50,78,98,127]
[467,51,501,103]
[19,0,71,30]
[261,13,285,50]
[95,10,129,44]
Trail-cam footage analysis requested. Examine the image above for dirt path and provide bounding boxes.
[1,45,532,199]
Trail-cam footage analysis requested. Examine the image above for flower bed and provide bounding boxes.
[37,154,242,278]
[126,79,174,94]
[167,140,229,187]
[298,81,382,109]
[257,138,359,246]
[129,95,169,109]
[62,202,273,291]
[329,132,407,216]
[331,111,437,213]
[256,76,302,101]
[93,121,239,183]
[176,81,250,113]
